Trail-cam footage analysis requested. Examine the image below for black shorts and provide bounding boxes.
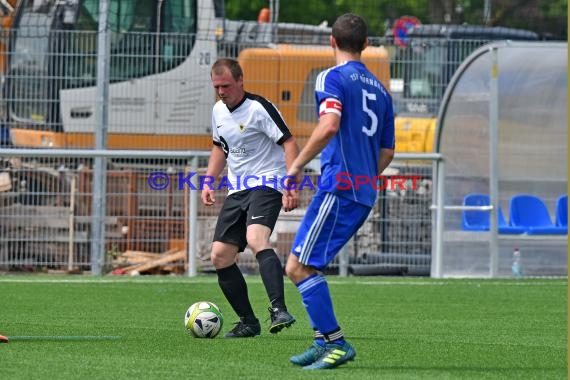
[213,187,282,252]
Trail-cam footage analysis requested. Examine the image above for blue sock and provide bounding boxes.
[313,330,326,347]
[329,337,346,346]
[296,274,342,343]
[315,338,326,347]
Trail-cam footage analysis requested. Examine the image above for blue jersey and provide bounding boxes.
[315,60,395,207]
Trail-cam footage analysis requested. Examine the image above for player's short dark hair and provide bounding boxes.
[332,13,368,54]
[211,58,243,81]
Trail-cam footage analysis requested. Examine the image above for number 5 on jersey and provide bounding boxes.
[361,89,378,137]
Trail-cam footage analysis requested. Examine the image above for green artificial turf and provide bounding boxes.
[0,275,566,379]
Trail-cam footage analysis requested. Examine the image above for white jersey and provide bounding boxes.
[211,92,292,194]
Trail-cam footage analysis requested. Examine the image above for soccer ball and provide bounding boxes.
[184,301,223,338]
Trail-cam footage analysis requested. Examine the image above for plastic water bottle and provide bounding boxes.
[511,248,523,278]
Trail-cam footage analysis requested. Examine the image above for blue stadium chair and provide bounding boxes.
[498,208,527,234]
[509,194,567,235]
[462,193,525,234]
[555,195,567,233]
[462,194,490,231]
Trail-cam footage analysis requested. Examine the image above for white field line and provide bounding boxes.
[0,277,565,286]
[7,335,121,342]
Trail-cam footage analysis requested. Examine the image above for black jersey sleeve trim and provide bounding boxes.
[246,92,292,144]
[213,140,222,147]
[276,134,292,146]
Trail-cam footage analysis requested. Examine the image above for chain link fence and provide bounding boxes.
[0,151,435,276]
[0,0,565,276]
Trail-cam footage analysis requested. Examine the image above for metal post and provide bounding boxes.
[269,0,279,42]
[188,156,198,277]
[432,158,446,278]
[483,0,492,25]
[489,47,499,277]
[90,0,110,275]
[338,244,348,277]
[430,159,438,276]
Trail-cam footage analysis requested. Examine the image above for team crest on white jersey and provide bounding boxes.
[239,124,246,133]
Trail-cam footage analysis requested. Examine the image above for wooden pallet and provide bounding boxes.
[110,249,186,275]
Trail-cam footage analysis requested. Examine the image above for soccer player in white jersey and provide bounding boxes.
[284,14,395,369]
[202,58,300,338]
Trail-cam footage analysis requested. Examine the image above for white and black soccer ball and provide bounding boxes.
[184,301,223,338]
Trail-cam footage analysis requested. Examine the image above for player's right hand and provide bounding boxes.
[201,188,215,206]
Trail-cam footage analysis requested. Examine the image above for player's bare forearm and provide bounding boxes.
[289,113,339,173]
[201,146,226,206]
[378,148,395,174]
[206,145,227,177]
[282,137,300,211]
[282,137,300,172]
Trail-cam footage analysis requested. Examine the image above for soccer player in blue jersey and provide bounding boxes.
[283,14,395,369]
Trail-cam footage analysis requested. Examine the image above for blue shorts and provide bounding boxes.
[291,191,372,270]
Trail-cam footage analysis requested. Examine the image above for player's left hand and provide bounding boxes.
[282,167,301,212]
[282,191,298,212]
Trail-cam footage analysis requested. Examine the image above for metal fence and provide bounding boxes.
[0,11,560,276]
[0,149,437,277]
[1,24,536,152]
[0,22,443,276]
